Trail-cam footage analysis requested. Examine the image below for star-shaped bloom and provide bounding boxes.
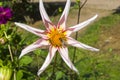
[0,7,12,24]
[15,0,99,76]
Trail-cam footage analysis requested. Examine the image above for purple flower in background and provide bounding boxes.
[0,7,12,24]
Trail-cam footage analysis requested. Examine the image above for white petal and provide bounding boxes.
[57,0,71,29]
[39,0,51,22]
[68,14,98,35]
[58,47,79,74]
[64,29,74,37]
[15,22,45,37]
[19,39,49,59]
[67,37,99,51]
[37,46,57,76]
[39,0,53,29]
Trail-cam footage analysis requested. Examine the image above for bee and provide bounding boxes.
[59,38,67,47]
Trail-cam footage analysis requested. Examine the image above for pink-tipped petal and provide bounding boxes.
[58,47,79,74]
[68,15,98,35]
[15,22,46,38]
[37,46,57,76]
[67,37,99,51]
[19,39,49,59]
[57,0,71,29]
[39,0,54,29]
[39,0,51,22]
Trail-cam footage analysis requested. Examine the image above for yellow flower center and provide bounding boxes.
[47,28,66,47]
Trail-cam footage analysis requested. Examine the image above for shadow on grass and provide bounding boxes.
[113,6,120,14]
[12,1,75,23]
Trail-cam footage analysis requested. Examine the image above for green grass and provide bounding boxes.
[74,14,120,80]
[79,14,120,45]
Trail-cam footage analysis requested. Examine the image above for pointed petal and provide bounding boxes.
[39,0,51,22]
[37,46,57,76]
[58,47,79,74]
[57,0,71,29]
[67,15,98,35]
[67,37,99,51]
[19,39,49,59]
[15,22,46,37]
[39,0,54,29]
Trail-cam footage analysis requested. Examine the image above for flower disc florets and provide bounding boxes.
[47,27,66,47]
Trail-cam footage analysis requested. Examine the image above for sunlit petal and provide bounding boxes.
[37,46,57,76]
[67,37,99,51]
[39,0,54,29]
[67,15,98,36]
[19,39,49,59]
[57,0,71,30]
[58,47,79,74]
[15,22,46,38]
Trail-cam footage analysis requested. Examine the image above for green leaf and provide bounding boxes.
[34,49,41,56]
[16,70,23,80]
[56,71,64,80]
[0,59,3,67]
[0,2,2,6]
[58,7,62,13]
[19,56,33,66]
[40,77,46,80]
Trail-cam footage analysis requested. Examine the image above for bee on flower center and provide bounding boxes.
[47,28,66,47]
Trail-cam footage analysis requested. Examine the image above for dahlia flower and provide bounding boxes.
[15,0,99,76]
[0,7,12,24]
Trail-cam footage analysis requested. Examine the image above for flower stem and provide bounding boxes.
[72,0,81,64]
[8,45,14,62]
[50,53,58,79]
[72,0,88,79]
[8,44,17,80]
[72,0,88,63]
[53,53,58,74]
[35,54,39,70]
[13,69,17,80]
[4,31,17,80]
